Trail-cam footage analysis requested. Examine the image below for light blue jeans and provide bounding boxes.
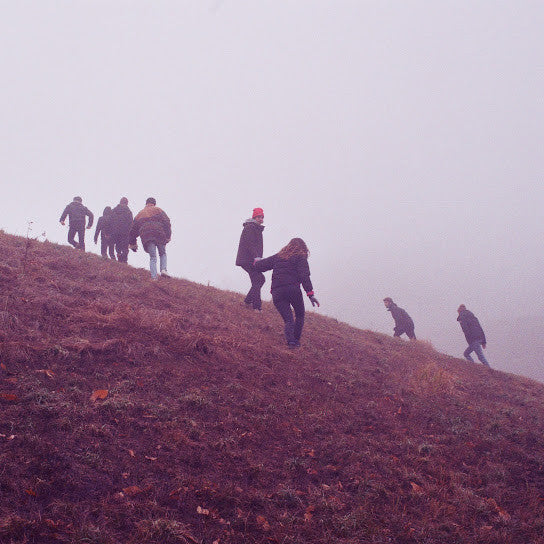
[147,242,167,279]
[464,341,490,366]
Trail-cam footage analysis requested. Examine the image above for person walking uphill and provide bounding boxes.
[236,207,266,310]
[110,197,133,263]
[383,297,416,339]
[457,304,491,367]
[129,197,171,280]
[94,206,115,259]
[254,238,319,348]
[59,196,94,251]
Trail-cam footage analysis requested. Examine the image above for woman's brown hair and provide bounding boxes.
[277,238,309,260]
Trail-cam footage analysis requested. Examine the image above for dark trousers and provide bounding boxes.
[68,224,85,250]
[241,265,265,310]
[113,236,129,263]
[394,327,416,340]
[272,285,305,345]
[100,236,116,259]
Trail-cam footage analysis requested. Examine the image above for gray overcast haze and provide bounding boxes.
[1,1,543,380]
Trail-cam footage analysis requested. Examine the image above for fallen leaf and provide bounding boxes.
[256,515,270,531]
[197,506,210,515]
[410,482,424,494]
[0,363,6,371]
[36,369,55,378]
[122,486,142,496]
[0,393,17,401]
[128,450,135,457]
[145,456,157,461]
[25,489,37,496]
[90,389,108,402]
[304,512,313,523]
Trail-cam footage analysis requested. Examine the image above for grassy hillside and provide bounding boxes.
[1,231,544,544]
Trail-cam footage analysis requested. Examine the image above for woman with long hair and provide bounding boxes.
[254,238,319,348]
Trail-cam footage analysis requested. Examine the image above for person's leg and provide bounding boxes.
[116,237,129,263]
[147,242,158,279]
[100,236,108,258]
[290,287,305,344]
[463,344,475,362]
[272,289,296,345]
[242,266,265,310]
[407,328,416,340]
[67,225,78,248]
[77,226,86,251]
[108,240,116,260]
[394,328,404,338]
[157,244,168,275]
[472,342,490,366]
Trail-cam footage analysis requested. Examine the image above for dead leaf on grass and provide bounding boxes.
[36,369,55,378]
[256,515,270,531]
[0,363,6,370]
[128,449,135,457]
[197,506,210,515]
[90,389,108,402]
[25,488,37,497]
[144,456,157,461]
[122,486,142,496]
[0,393,17,401]
[410,482,424,494]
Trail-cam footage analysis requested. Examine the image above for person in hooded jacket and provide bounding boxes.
[129,197,171,280]
[236,207,266,310]
[254,238,319,348]
[457,304,490,367]
[59,196,94,251]
[109,197,133,263]
[94,206,115,259]
[383,297,416,339]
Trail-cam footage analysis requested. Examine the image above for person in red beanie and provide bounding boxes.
[236,207,265,310]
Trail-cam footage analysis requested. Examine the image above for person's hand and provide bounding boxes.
[129,244,138,252]
[309,295,320,307]
[166,238,171,243]
[86,225,92,230]
[482,343,486,349]
[60,221,65,226]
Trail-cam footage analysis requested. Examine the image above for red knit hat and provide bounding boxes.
[252,207,264,218]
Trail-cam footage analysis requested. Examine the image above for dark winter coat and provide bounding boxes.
[59,201,94,228]
[235,219,264,266]
[254,253,313,294]
[109,203,133,239]
[129,204,171,251]
[388,303,414,333]
[457,309,486,344]
[94,207,113,243]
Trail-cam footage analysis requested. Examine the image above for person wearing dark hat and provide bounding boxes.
[236,207,266,311]
[254,237,319,348]
[129,197,171,280]
[59,196,94,251]
[383,297,416,339]
[457,304,491,367]
[109,197,133,263]
[94,206,115,259]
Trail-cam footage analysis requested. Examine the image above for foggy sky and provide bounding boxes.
[1,2,543,379]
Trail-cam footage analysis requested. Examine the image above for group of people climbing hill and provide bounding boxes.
[59,199,490,363]
[235,207,490,363]
[60,196,171,280]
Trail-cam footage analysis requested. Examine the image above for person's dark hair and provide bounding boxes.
[120,197,128,205]
[278,238,309,260]
[146,197,156,205]
[103,206,112,215]
[383,297,393,303]
[73,196,82,203]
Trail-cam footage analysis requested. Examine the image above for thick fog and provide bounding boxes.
[1,2,543,380]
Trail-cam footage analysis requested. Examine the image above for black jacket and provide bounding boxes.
[236,219,264,266]
[254,253,313,294]
[388,303,414,333]
[457,309,486,344]
[59,201,94,228]
[109,203,133,239]
[94,208,113,243]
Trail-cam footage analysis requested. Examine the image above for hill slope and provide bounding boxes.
[1,231,544,544]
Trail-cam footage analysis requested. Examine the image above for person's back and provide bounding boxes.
[94,206,115,259]
[457,305,490,366]
[59,196,94,251]
[110,197,133,263]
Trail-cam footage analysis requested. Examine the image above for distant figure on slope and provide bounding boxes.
[457,304,490,367]
[94,206,115,259]
[254,238,319,348]
[129,197,171,280]
[236,207,266,311]
[383,297,416,339]
[59,196,94,251]
[109,197,133,263]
